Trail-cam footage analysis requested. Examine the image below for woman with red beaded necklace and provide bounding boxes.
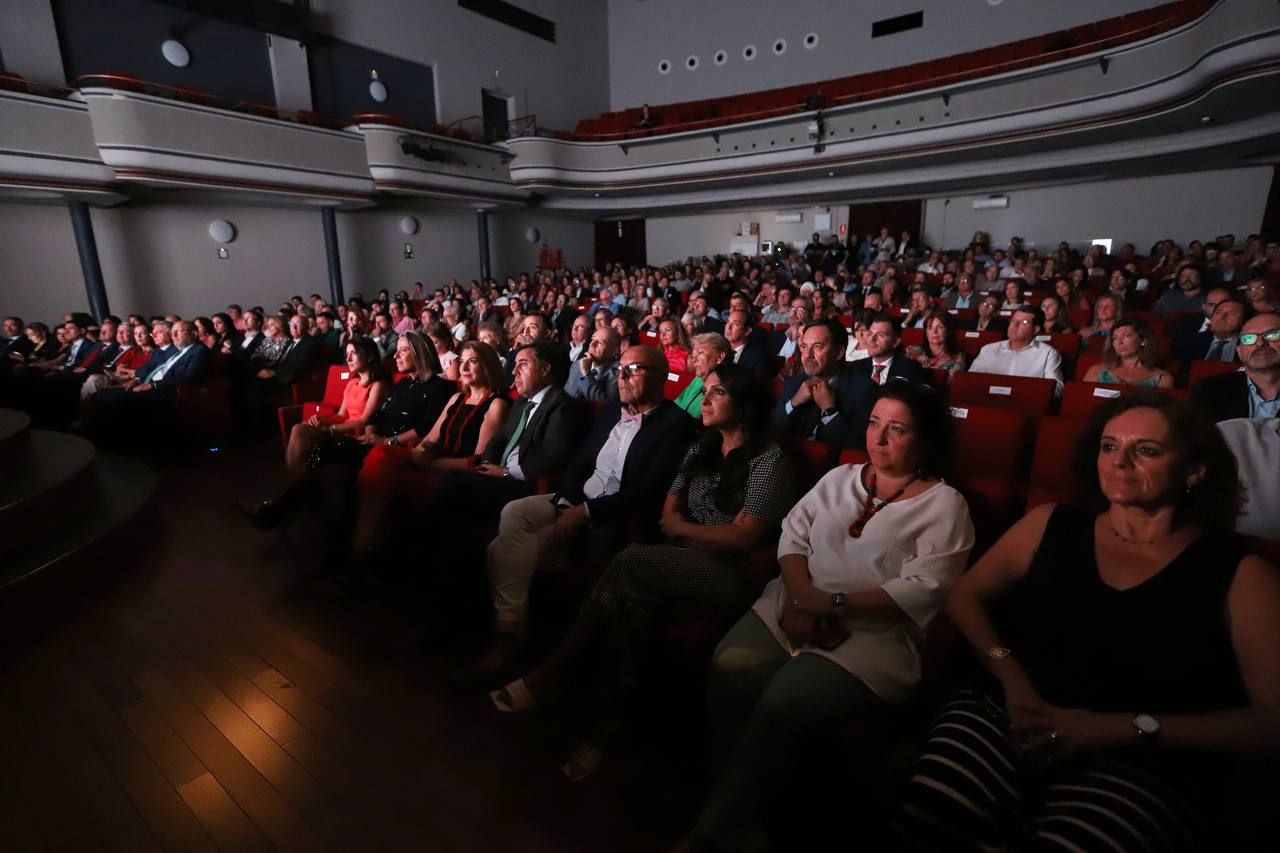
[676,379,974,853]
[345,340,509,558]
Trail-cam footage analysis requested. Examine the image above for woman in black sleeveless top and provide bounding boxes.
[348,340,508,557]
[896,390,1280,852]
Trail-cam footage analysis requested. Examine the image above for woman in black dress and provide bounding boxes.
[895,390,1280,851]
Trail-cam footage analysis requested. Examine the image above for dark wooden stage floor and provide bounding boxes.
[0,438,702,852]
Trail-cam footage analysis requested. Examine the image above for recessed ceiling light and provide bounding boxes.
[828,171,835,177]
[1200,115,1213,124]
[593,193,601,198]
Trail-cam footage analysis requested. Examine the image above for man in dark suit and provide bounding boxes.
[459,344,695,684]
[1173,296,1244,366]
[773,317,920,450]
[237,314,323,427]
[724,309,774,379]
[1191,312,1279,421]
[429,341,588,524]
[962,294,1009,334]
[689,292,724,334]
[86,319,213,443]
[1,316,33,360]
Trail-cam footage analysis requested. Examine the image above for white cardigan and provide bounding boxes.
[752,464,974,703]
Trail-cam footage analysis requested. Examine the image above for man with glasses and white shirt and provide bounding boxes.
[969,306,1064,395]
[459,345,694,686]
[1192,313,1280,421]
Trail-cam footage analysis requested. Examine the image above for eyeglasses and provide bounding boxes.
[619,363,656,377]
[1238,329,1280,346]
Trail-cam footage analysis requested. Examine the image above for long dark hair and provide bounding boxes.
[680,362,775,515]
[1069,390,1243,534]
[347,336,391,384]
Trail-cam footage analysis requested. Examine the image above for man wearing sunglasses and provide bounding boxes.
[1191,312,1280,421]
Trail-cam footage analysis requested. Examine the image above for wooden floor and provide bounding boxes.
[0,438,703,852]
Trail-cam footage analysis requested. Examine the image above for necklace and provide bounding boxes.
[1107,521,1157,546]
[848,468,917,538]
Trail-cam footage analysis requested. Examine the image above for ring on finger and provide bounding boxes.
[1048,730,1059,743]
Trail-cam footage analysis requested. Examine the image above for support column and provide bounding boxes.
[68,201,110,321]
[321,208,345,305]
[476,208,492,281]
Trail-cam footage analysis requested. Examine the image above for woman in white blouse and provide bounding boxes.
[680,380,975,853]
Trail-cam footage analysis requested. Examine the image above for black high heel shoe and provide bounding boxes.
[237,491,298,530]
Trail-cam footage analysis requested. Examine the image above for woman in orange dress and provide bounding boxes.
[240,336,390,527]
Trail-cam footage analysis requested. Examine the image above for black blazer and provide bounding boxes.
[482,385,587,482]
[272,336,323,386]
[555,399,695,529]
[2,335,34,359]
[153,344,214,397]
[962,316,1008,334]
[732,338,775,379]
[1190,370,1250,422]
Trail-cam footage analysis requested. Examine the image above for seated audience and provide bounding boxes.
[670,333,729,417]
[681,380,974,852]
[1,316,33,360]
[566,313,591,363]
[1217,416,1280,541]
[491,364,795,782]
[1179,296,1246,365]
[1191,312,1279,421]
[462,345,695,683]
[1245,274,1277,315]
[253,314,291,367]
[998,280,1028,312]
[237,313,325,426]
[971,306,1065,395]
[907,311,968,376]
[1037,294,1074,334]
[80,322,153,403]
[845,309,875,362]
[1079,291,1123,339]
[370,312,398,359]
[943,274,979,311]
[565,326,621,401]
[900,289,933,330]
[424,341,585,526]
[425,320,461,381]
[224,309,263,360]
[1154,265,1207,316]
[1081,318,1173,388]
[723,309,772,379]
[86,320,213,442]
[239,337,389,527]
[658,317,690,373]
[895,391,1280,851]
[768,297,811,362]
[1054,278,1092,313]
[963,295,1008,334]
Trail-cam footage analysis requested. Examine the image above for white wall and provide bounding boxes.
[86,202,331,317]
[645,205,849,264]
[920,168,1275,254]
[0,0,65,82]
[0,202,87,322]
[490,209,594,275]
[308,0,610,132]
[607,0,1163,110]
[336,205,479,296]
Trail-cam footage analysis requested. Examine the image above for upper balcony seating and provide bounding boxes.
[570,0,1211,141]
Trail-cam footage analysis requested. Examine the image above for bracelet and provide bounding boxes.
[328,425,336,436]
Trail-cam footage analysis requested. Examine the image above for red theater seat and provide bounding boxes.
[949,372,1057,421]
[947,404,1030,550]
[1059,381,1187,419]
[954,330,1003,361]
[663,370,695,400]
[276,365,353,447]
[1187,359,1241,387]
[1026,415,1089,511]
[778,436,840,495]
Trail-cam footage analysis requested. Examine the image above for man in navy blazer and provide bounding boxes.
[724,309,774,379]
[772,315,921,450]
[87,320,212,441]
[461,345,694,684]
[1191,312,1279,421]
[1172,293,1243,365]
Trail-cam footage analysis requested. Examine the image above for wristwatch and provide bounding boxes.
[987,646,1012,661]
[1133,713,1160,741]
[830,591,847,611]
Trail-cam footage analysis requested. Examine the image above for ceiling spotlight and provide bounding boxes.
[828,171,835,177]
[1200,115,1213,124]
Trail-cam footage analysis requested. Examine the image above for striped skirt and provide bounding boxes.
[895,690,1203,852]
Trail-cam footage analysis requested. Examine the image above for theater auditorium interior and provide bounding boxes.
[3,0,1280,850]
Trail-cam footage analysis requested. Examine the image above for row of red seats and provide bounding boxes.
[573,0,1210,140]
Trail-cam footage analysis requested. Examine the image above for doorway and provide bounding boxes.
[481,89,515,142]
[595,218,647,269]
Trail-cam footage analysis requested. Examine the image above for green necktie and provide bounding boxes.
[500,401,534,466]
